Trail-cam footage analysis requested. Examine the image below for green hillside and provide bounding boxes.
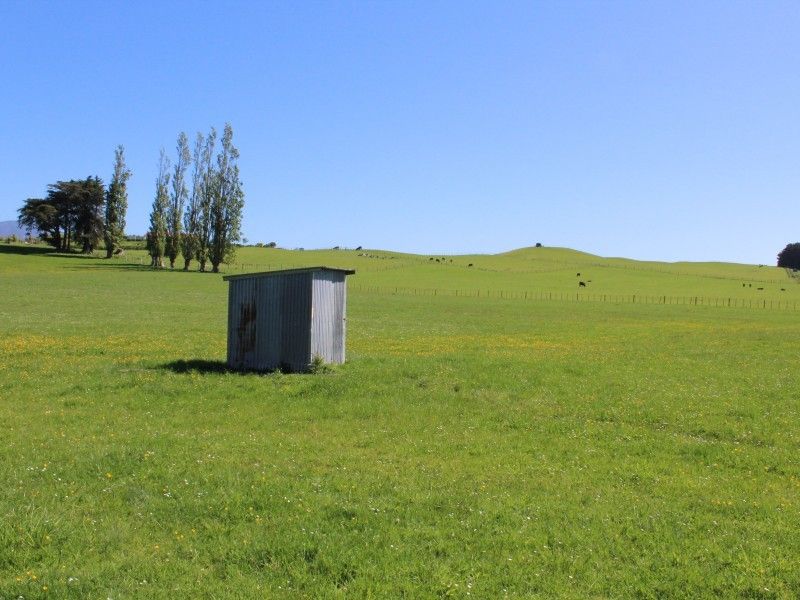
[225,245,798,304]
[1,244,798,598]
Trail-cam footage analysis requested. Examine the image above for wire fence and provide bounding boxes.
[448,260,792,284]
[349,284,800,312]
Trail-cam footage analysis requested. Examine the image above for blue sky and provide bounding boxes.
[1,1,797,264]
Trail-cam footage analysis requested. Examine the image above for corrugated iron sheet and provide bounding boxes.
[310,271,347,364]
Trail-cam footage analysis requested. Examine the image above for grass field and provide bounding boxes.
[1,244,799,598]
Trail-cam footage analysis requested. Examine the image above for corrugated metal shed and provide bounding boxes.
[223,267,355,372]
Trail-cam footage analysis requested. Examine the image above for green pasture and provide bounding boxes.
[1,244,798,598]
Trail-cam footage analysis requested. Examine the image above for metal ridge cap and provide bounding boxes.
[222,266,356,281]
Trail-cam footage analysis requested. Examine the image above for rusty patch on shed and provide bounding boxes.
[235,301,257,356]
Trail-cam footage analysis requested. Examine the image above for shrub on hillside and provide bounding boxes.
[777,243,800,269]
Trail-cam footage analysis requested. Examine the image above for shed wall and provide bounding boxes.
[273,272,313,371]
[227,272,313,372]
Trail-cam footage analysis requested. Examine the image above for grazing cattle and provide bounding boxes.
[356,246,362,251]
[579,281,586,287]
[742,283,746,287]
[435,259,440,263]
[468,263,473,267]
[757,287,764,291]
[429,257,434,261]
[781,288,786,291]
[576,273,581,276]
[749,284,752,287]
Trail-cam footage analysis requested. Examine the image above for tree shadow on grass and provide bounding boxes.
[42,251,105,260]
[64,260,224,273]
[0,244,55,256]
[0,245,151,269]
[65,261,157,272]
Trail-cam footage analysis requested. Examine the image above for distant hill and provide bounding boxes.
[0,220,26,237]
[0,220,36,238]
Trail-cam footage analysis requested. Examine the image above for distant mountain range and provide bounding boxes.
[0,220,36,238]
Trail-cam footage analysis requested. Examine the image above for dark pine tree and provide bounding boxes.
[777,243,800,269]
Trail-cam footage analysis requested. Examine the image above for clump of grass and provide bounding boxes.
[308,354,331,374]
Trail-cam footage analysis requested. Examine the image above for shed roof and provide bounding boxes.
[222,266,356,282]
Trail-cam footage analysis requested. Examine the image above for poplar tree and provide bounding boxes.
[147,149,170,268]
[196,128,217,272]
[181,133,204,270]
[165,132,190,269]
[209,123,244,273]
[104,145,131,258]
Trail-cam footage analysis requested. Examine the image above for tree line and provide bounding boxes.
[17,123,244,272]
